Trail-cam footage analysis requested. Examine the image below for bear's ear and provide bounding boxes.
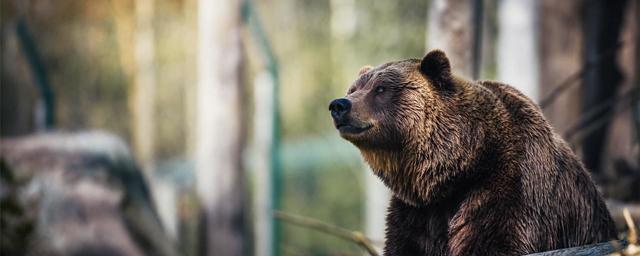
[420,50,452,90]
[358,65,373,76]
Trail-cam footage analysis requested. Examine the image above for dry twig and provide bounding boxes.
[274,211,380,256]
[610,208,640,256]
[539,41,623,109]
[565,89,638,147]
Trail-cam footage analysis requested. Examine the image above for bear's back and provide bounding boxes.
[477,80,617,250]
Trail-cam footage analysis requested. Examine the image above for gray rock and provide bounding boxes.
[0,131,177,256]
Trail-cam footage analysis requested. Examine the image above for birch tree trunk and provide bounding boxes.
[132,0,156,173]
[497,0,539,100]
[196,0,245,255]
[427,0,474,78]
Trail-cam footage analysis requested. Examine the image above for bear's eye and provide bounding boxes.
[375,86,385,94]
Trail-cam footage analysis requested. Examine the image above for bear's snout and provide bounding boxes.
[329,98,351,120]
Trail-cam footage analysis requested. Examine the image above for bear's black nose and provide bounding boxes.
[329,98,351,119]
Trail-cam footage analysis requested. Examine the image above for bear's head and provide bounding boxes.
[329,50,494,206]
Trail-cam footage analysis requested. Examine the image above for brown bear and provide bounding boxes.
[328,50,616,255]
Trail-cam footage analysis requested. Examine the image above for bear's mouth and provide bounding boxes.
[336,123,372,134]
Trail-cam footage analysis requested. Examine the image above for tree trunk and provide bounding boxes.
[634,0,640,144]
[581,0,628,174]
[635,0,640,144]
[427,0,475,78]
[497,0,539,100]
[195,0,245,255]
[131,0,156,173]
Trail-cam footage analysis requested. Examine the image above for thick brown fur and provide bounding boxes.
[331,50,616,255]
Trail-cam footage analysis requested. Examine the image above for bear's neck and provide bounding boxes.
[360,140,499,207]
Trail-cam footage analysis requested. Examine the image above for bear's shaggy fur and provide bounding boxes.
[330,50,616,255]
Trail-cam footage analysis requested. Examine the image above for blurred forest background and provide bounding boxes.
[1,0,639,255]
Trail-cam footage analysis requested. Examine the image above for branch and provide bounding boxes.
[539,41,623,109]
[564,88,638,146]
[538,70,583,109]
[274,211,380,256]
